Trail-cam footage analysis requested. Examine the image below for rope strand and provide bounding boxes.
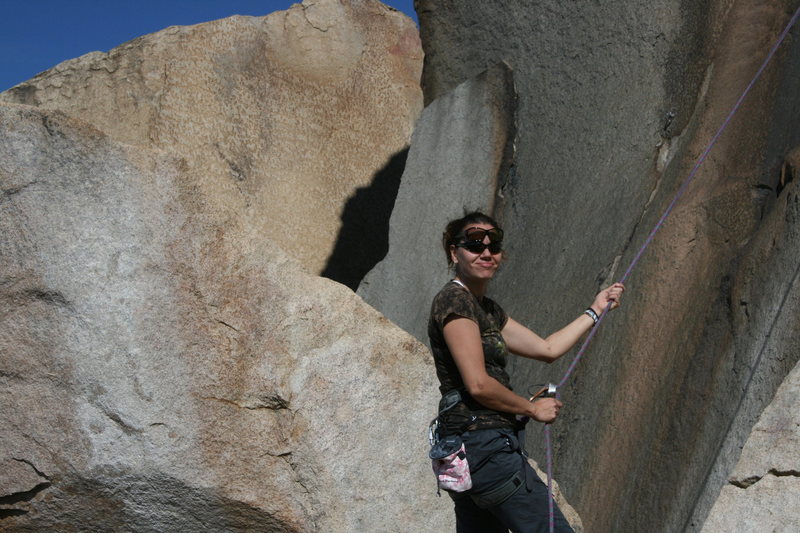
[542,6,800,532]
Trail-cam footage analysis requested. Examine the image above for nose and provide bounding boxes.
[479,237,492,257]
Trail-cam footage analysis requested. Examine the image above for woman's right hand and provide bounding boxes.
[530,397,563,423]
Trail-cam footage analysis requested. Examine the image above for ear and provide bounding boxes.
[449,244,458,264]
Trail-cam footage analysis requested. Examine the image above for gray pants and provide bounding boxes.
[448,429,574,533]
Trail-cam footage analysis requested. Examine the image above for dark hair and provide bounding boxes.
[442,211,502,266]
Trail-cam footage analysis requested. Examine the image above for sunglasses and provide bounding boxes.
[455,227,504,254]
[457,241,503,254]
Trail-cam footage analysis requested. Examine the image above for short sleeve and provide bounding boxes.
[430,284,479,333]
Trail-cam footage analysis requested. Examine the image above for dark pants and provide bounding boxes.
[448,429,574,533]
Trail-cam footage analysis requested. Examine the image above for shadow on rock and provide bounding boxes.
[321,147,409,290]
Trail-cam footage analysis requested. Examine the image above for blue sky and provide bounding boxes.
[0,0,417,92]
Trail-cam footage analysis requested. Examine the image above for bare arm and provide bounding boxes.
[502,282,625,362]
[443,317,562,422]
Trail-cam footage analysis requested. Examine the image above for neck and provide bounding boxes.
[453,274,488,300]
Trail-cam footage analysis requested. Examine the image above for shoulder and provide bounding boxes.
[430,282,477,323]
[432,281,467,303]
[431,281,472,307]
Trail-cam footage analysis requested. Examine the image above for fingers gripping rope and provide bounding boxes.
[540,6,800,532]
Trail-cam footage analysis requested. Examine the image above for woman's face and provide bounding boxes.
[450,222,503,282]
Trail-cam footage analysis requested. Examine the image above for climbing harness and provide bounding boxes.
[539,6,800,532]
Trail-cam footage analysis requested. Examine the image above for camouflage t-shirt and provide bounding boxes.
[427,281,518,434]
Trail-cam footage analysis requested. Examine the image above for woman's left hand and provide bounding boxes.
[590,282,625,314]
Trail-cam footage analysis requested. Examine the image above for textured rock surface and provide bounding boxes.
[358,62,516,341]
[354,1,800,531]
[4,0,799,530]
[0,103,450,530]
[0,0,423,282]
[701,359,800,532]
[528,458,584,532]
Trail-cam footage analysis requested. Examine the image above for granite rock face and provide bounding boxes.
[356,1,800,531]
[4,0,799,530]
[0,103,449,531]
[358,62,517,341]
[701,358,800,532]
[0,0,423,282]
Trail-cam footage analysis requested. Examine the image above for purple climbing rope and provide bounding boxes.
[541,6,800,532]
[618,5,800,286]
[544,423,555,532]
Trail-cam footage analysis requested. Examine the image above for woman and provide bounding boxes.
[428,211,624,533]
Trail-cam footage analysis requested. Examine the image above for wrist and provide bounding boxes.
[528,399,553,423]
[527,401,541,422]
[583,307,599,324]
[523,398,540,419]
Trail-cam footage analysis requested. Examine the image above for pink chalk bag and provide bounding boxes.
[428,390,472,494]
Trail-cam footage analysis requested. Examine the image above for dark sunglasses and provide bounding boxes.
[459,227,504,243]
[455,227,504,254]
[456,241,503,254]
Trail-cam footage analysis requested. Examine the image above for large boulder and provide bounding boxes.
[358,61,517,341]
[0,0,423,283]
[358,1,800,531]
[0,101,447,530]
[701,358,800,532]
